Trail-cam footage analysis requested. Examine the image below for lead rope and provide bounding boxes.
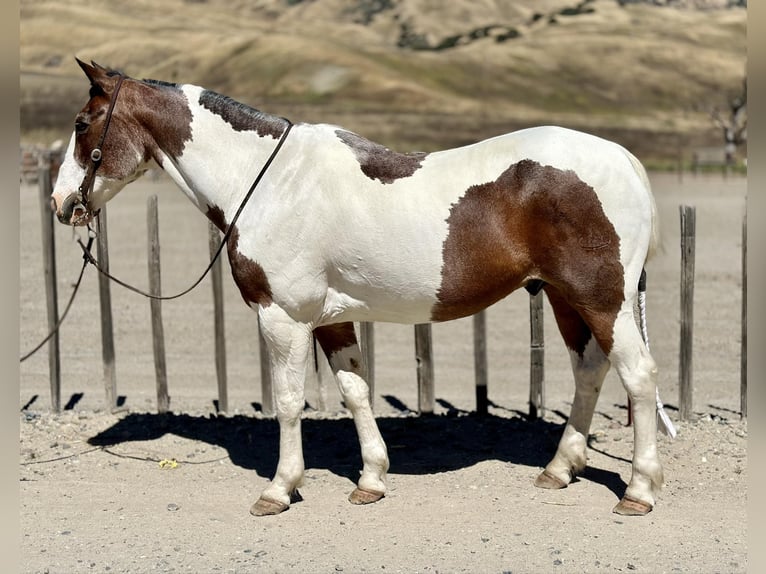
[21,119,292,361]
[20,235,94,362]
[638,268,677,439]
[77,120,293,300]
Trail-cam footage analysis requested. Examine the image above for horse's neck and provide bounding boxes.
[153,84,288,219]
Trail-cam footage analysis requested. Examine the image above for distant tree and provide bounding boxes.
[711,77,746,165]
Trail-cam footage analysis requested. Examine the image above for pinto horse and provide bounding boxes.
[52,59,666,516]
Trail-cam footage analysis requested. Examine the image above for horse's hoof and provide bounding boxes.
[349,487,384,505]
[250,497,289,516]
[534,469,568,490]
[613,495,653,516]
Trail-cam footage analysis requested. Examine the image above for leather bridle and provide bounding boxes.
[73,71,126,217]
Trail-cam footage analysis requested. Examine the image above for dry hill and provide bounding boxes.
[20,0,747,164]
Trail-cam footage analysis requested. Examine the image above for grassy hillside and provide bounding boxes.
[20,0,747,164]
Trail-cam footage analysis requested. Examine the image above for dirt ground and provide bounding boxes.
[19,171,747,573]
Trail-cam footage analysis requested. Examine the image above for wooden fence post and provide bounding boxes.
[96,205,118,410]
[740,212,747,419]
[359,322,375,409]
[473,311,488,415]
[414,324,434,414]
[208,222,228,413]
[678,205,696,420]
[529,292,545,419]
[147,195,169,413]
[37,158,61,412]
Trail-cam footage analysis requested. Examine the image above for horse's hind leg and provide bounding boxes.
[314,322,389,504]
[535,286,611,490]
[540,286,663,515]
[606,308,664,515]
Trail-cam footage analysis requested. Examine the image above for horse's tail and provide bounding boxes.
[627,150,675,438]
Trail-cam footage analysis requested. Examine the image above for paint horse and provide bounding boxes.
[52,60,665,516]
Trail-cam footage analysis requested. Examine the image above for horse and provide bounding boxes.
[51,59,667,517]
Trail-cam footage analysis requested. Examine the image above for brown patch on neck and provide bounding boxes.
[336,130,427,184]
[137,81,193,161]
[431,159,623,355]
[205,204,272,307]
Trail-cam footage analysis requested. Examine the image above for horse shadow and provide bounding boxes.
[86,407,629,501]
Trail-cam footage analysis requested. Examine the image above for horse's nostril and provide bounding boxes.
[49,197,57,213]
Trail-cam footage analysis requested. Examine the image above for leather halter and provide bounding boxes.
[76,72,126,213]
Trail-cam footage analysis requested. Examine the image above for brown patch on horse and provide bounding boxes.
[314,321,361,374]
[140,80,193,161]
[431,159,623,355]
[199,90,287,139]
[314,323,358,359]
[74,75,193,173]
[206,204,273,307]
[542,285,592,358]
[336,130,427,184]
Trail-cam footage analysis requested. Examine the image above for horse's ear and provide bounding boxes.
[75,57,109,88]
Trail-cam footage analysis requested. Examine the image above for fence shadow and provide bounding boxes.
[87,411,628,499]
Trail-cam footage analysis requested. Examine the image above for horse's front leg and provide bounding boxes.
[314,322,389,504]
[250,305,314,516]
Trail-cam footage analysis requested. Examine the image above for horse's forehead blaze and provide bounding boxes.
[206,204,273,307]
[432,159,623,355]
[336,130,427,184]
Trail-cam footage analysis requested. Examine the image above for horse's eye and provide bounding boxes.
[75,120,89,134]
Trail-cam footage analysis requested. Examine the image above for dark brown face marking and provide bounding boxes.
[74,73,193,177]
[206,204,272,307]
[336,130,427,184]
[199,90,287,139]
[431,159,623,355]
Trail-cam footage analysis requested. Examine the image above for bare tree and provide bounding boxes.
[711,77,747,166]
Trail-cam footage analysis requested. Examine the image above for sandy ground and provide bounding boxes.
[19,171,747,573]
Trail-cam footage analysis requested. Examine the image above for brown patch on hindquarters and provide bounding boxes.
[543,284,592,358]
[431,159,623,355]
[336,130,427,184]
[206,204,273,307]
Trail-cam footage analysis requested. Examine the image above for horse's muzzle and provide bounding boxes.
[58,193,92,226]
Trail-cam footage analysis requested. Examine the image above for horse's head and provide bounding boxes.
[51,59,152,226]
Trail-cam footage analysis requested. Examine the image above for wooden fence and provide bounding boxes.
[28,159,748,422]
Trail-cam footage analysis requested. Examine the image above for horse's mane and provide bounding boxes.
[143,78,181,89]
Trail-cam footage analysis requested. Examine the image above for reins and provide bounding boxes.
[78,73,126,209]
[21,74,293,362]
[76,119,293,300]
[19,235,94,363]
